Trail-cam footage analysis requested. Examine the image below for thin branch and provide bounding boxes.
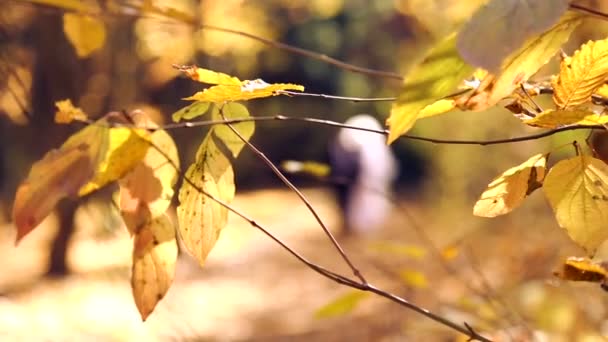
[569,3,608,21]
[217,105,367,284]
[280,91,396,102]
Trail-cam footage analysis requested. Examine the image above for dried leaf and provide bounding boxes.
[457,0,569,72]
[554,256,608,283]
[543,155,608,255]
[474,154,547,217]
[387,33,473,144]
[176,136,235,266]
[172,101,211,122]
[523,109,608,128]
[54,99,88,124]
[62,13,106,58]
[211,103,254,158]
[553,38,608,108]
[132,214,178,321]
[315,291,370,319]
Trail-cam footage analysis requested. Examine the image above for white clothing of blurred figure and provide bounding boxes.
[328,114,398,234]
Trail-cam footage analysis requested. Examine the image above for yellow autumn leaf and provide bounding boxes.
[399,270,428,288]
[417,99,456,119]
[174,65,242,85]
[184,80,304,103]
[211,103,255,157]
[131,214,178,321]
[315,291,370,319]
[172,101,211,122]
[12,123,107,242]
[54,99,88,124]
[387,32,474,144]
[543,155,608,255]
[553,38,608,109]
[79,126,150,195]
[523,109,608,128]
[119,127,179,235]
[554,256,608,283]
[474,153,547,217]
[596,84,608,98]
[177,135,235,266]
[62,13,106,58]
[28,0,89,12]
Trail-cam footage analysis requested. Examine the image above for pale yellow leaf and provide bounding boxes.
[543,155,608,255]
[474,153,546,217]
[175,65,242,85]
[54,99,88,124]
[315,291,370,319]
[131,214,178,321]
[417,99,456,119]
[211,103,254,157]
[554,38,608,108]
[184,81,304,103]
[177,136,235,266]
[387,33,474,144]
[62,13,106,58]
[119,128,179,235]
[523,109,608,128]
[596,84,608,98]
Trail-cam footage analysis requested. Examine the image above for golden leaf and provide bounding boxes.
[399,270,428,288]
[387,33,474,144]
[474,154,547,217]
[131,214,178,321]
[176,136,235,266]
[554,256,608,283]
[175,65,242,85]
[211,103,254,157]
[62,13,106,58]
[184,81,304,103]
[54,99,88,124]
[553,38,608,108]
[543,155,608,255]
[523,109,608,128]
[417,99,456,119]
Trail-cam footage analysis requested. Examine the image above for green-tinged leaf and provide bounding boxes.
[457,0,569,72]
[523,109,608,128]
[315,291,370,319]
[174,65,242,85]
[63,13,106,58]
[367,241,427,259]
[487,13,582,107]
[131,214,178,321]
[211,103,254,157]
[119,127,179,235]
[543,155,608,255]
[184,80,304,103]
[172,101,211,122]
[553,38,608,108]
[399,270,428,288]
[417,99,456,119]
[474,153,547,217]
[387,33,474,144]
[176,135,235,266]
[79,126,150,195]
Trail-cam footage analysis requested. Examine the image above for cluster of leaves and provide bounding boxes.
[11,69,303,320]
[387,2,608,258]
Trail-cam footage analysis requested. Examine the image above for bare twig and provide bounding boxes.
[217,105,367,284]
[280,91,396,102]
[569,3,608,21]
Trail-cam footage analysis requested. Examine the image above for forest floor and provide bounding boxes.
[0,188,604,342]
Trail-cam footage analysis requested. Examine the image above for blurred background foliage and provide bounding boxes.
[4,0,608,341]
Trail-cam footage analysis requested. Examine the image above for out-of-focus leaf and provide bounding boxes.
[387,33,473,144]
[315,291,370,319]
[172,101,211,122]
[441,245,459,261]
[211,103,254,158]
[474,153,547,217]
[367,241,427,259]
[28,0,89,11]
[399,270,428,288]
[62,13,106,58]
[461,13,582,111]
[174,65,242,85]
[184,80,304,103]
[417,99,456,119]
[554,256,608,283]
[543,155,608,255]
[79,126,150,195]
[553,38,608,108]
[119,126,179,235]
[54,99,88,124]
[523,109,608,128]
[281,160,331,178]
[132,214,178,321]
[457,0,569,72]
[177,136,235,266]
